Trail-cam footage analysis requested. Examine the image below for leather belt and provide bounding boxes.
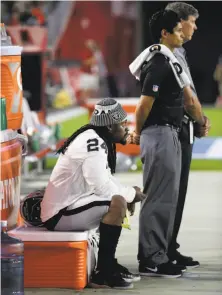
[163,123,181,133]
[153,123,181,133]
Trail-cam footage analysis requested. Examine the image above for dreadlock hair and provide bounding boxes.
[56,124,117,174]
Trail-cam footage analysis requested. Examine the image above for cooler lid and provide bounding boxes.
[0,129,17,143]
[8,226,89,242]
[1,46,23,56]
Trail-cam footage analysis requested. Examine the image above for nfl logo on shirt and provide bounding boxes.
[152,85,159,92]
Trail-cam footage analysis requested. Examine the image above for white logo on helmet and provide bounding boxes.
[111,112,121,121]
[94,108,111,115]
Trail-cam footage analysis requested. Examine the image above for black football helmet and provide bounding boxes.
[20,189,45,227]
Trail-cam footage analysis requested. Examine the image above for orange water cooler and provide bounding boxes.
[0,23,27,229]
[1,23,92,290]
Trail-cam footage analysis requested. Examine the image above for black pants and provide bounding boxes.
[168,123,193,258]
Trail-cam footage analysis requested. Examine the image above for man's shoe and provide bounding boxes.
[171,260,187,272]
[114,260,141,282]
[139,261,182,278]
[172,251,200,269]
[89,270,134,289]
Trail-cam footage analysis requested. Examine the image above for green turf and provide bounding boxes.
[46,107,222,171]
[135,107,222,171]
[47,157,222,171]
[190,159,222,170]
[59,107,222,137]
[59,107,221,138]
[45,113,89,169]
[135,158,222,171]
[203,107,222,136]
[61,107,222,137]
[60,113,88,138]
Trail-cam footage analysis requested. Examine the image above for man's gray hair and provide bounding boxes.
[165,2,199,20]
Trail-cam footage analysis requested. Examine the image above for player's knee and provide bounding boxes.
[110,195,127,219]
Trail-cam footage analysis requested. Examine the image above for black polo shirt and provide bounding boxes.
[140,53,184,130]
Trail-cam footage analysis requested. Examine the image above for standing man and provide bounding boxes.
[129,10,209,277]
[165,2,210,268]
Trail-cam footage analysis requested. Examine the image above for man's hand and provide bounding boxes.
[132,131,140,145]
[132,186,146,203]
[204,116,211,133]
[127,203,136,216]
[194,116,211,138]
[126,131,140,145]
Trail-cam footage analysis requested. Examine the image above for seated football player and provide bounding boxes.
[40,98,145,289]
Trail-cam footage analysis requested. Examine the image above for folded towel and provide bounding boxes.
[129,44,190,89]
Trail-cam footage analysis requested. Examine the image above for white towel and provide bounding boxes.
[129,44,190,89]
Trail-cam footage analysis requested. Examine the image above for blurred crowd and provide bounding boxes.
[46,38,111,109]
[2,1,221,111]
[1,1,57,27]
[74,39,110,103]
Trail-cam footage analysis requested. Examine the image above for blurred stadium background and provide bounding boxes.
[2,0,222,174]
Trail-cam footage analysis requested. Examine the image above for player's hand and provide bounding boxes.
[132,186,146,203]
[127,203,136,216]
